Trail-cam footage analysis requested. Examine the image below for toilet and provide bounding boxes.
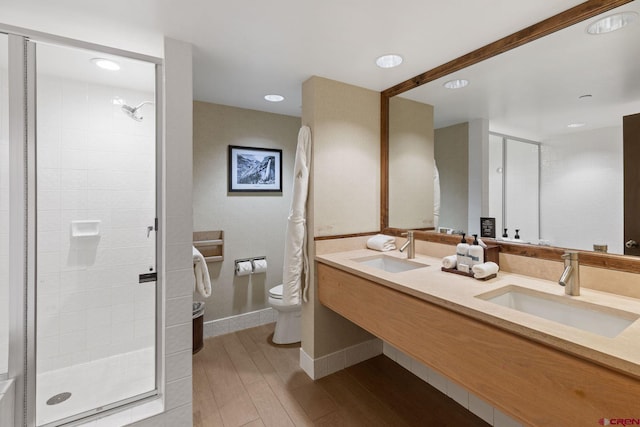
[268,284,301,344]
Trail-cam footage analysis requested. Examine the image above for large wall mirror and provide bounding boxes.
[382,0,640,257]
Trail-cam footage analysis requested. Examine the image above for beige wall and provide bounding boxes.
[389,96,434,229]
[307,77,381,237]
[435,122,469,232]
[192,101,300,322]
[302,76,378,358]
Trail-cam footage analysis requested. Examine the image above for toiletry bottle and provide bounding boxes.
[469,234,484,266]
[456,233,470,268]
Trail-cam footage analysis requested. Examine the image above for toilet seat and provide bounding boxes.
[269,284,283,299]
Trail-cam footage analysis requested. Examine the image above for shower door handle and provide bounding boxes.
[147,218,158,238]
[139,272,157,283]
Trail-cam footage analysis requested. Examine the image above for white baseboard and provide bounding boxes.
[382,342,523,427]
[299,338,383,380]
[203,307,277,338]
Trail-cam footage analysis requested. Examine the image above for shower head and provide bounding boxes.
[121,101,153,122]
[121,104,142,121]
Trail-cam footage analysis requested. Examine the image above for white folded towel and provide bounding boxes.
[193,246,212,298]
[367,234,396,252]
[441,255,457,269]
[472,262,499,279]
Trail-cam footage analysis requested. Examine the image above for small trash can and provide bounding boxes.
[192,302,205,354]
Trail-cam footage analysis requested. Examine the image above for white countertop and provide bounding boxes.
[316,249,640,379]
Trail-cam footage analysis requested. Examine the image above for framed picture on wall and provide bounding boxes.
[228,145,283,192]
[480,217,496,238]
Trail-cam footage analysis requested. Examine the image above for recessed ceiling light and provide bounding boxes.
[91,58,120,71]
[567,122,586,128]
[443,79,469,89]
[264,94,284,102]
[586,11,638,35]
[375,54,403,69]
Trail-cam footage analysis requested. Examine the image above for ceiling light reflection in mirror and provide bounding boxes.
[376,54,403,69]
[398,1,640,141]
[586,11,638,34]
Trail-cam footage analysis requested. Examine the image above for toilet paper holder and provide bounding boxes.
[234,256,267,275]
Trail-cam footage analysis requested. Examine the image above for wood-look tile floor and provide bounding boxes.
[193,323,489,427]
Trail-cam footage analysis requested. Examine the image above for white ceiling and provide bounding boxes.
[401,1,640,141]
[0,0,589,119]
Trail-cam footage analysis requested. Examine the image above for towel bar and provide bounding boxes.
[194,239,223,246]
[194,255,223,263]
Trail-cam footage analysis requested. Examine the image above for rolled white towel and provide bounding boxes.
[193,246,212,298]
[367,234,396,252]
[441,255,457,269]
[472,262,499,279]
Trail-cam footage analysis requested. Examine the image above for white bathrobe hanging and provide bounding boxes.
[282,126,312,305]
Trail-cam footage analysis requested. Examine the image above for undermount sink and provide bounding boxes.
[476,285,639,338]
[353,255,427,273]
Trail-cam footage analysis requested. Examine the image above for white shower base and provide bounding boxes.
[36,347,154,426]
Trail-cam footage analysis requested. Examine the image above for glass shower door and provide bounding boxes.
[504,138,540,243]
[34,41,158,426]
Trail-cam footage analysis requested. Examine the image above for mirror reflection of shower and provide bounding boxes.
[120,100,154,121]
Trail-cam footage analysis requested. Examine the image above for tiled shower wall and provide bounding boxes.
[36,74,156,373]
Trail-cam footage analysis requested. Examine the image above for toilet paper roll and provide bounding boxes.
[253,258,267,274]
[236,261,253,276]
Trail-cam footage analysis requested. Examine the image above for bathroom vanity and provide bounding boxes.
[316,249,640,425]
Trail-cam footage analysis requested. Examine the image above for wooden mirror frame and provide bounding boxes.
[379,0,640,273]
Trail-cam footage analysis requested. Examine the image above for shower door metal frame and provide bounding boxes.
[489,132,541,242]
[7,33,36,427]
[3,23,164,427]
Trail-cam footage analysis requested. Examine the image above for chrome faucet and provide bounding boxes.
[399,230,415,259]
[559,250,580,296]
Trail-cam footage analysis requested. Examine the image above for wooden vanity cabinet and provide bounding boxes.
[317,263,640,426]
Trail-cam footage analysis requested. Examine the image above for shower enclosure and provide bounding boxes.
[2,27,162,427]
